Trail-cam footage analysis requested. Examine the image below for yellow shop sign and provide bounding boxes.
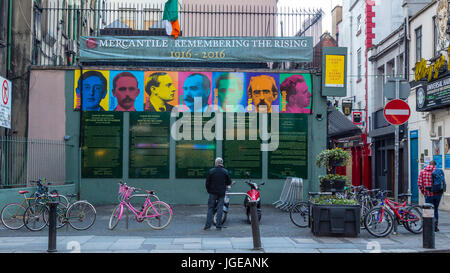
[414,47,448,82]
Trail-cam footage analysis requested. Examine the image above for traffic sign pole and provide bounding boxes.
[394,79,400,234]
[383,79,411,234]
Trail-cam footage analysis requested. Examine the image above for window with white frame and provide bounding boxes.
[357,48,362,80]
[356,15,361,34]
[415,26,422,62]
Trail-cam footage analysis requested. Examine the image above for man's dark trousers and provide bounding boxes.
[425,194,442,221]
[205,194,225,229]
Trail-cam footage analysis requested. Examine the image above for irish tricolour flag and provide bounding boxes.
[163,0,180,39]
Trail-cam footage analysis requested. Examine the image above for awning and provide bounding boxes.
[327,108,362,139]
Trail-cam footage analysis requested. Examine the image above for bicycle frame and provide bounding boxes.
[375,197,418,223]
[115,183,171,222]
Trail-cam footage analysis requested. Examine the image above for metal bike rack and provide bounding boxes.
[227,192,252,199]
[273,177,303,211]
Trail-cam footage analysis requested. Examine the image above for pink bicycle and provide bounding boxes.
[108,181,173,230]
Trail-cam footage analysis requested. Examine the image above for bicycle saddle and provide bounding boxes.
[146,190,155,195]
[18,190,29,194]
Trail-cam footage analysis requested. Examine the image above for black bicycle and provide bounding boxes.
[289,192,332,228]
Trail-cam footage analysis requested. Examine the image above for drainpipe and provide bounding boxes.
[404,17,408,81]
[78,65,84,200]
[7,0,12,76]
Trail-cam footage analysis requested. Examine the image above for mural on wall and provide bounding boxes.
[74,70,110,111]
[109,71,144,111]
[74,70,312,114]
[144,71,179,112]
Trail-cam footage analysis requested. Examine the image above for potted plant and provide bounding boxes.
[316,148,349,193]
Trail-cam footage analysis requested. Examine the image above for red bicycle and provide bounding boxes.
[364,192,423,237]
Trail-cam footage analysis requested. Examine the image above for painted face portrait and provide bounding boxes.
[280,75,311,114]
[145,72,176,112]
[216,73,244,112]
[183,73,211,112]
[112,72,140,111]
[247,75,278,113]
[76,71,107,111]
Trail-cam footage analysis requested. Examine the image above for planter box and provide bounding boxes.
[310,204,360,237]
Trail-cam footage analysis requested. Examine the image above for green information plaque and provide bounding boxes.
[268,114,308,179]
[129,112,170,178]
[175,114,216,178]
[223,114,262,179]
[82,112,123,178]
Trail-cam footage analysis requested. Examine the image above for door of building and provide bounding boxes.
[410,130,419,203]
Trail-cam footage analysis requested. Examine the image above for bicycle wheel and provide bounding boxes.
[289,202,309,228]
[55,195,69,208]
[364,207,394,238]
[109,204,123,230]
[1,203,26,230]
[213,211,227,226]
[360,205,370,229]
[404,205,423,234]
[67,201,97,230]
[145,201,173,230]
[23,203,49,231]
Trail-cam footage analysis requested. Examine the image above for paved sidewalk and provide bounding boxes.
[0,205,449,253]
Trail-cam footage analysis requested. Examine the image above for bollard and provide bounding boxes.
[47,201,58,253]
[422,203,435,249]
[249,201,262,250]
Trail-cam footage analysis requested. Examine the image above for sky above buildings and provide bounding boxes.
[278,0,343,34]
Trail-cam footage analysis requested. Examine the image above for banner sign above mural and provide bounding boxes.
[79,36,313,63]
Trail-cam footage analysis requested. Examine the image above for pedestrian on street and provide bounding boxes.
[417,160,443,231]
[204,157,232,230]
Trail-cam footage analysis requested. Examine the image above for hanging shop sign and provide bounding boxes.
[79,36,313,63]
[321,47,348,97]
[352,111,362,125]
[342,101,352,116]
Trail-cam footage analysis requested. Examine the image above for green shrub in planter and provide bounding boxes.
[319,174,349,192]
[311,195,358,206]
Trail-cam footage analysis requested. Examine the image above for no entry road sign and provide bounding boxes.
[383,99,411,126]
[0,76,11,129]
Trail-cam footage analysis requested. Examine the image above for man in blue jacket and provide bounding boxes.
[204,157,232,230]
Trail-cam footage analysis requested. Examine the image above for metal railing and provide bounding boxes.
[32,1,322,66]
[0,136,73,188]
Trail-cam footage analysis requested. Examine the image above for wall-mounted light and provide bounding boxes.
[315,114,323,121]
[64,135,71,141]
